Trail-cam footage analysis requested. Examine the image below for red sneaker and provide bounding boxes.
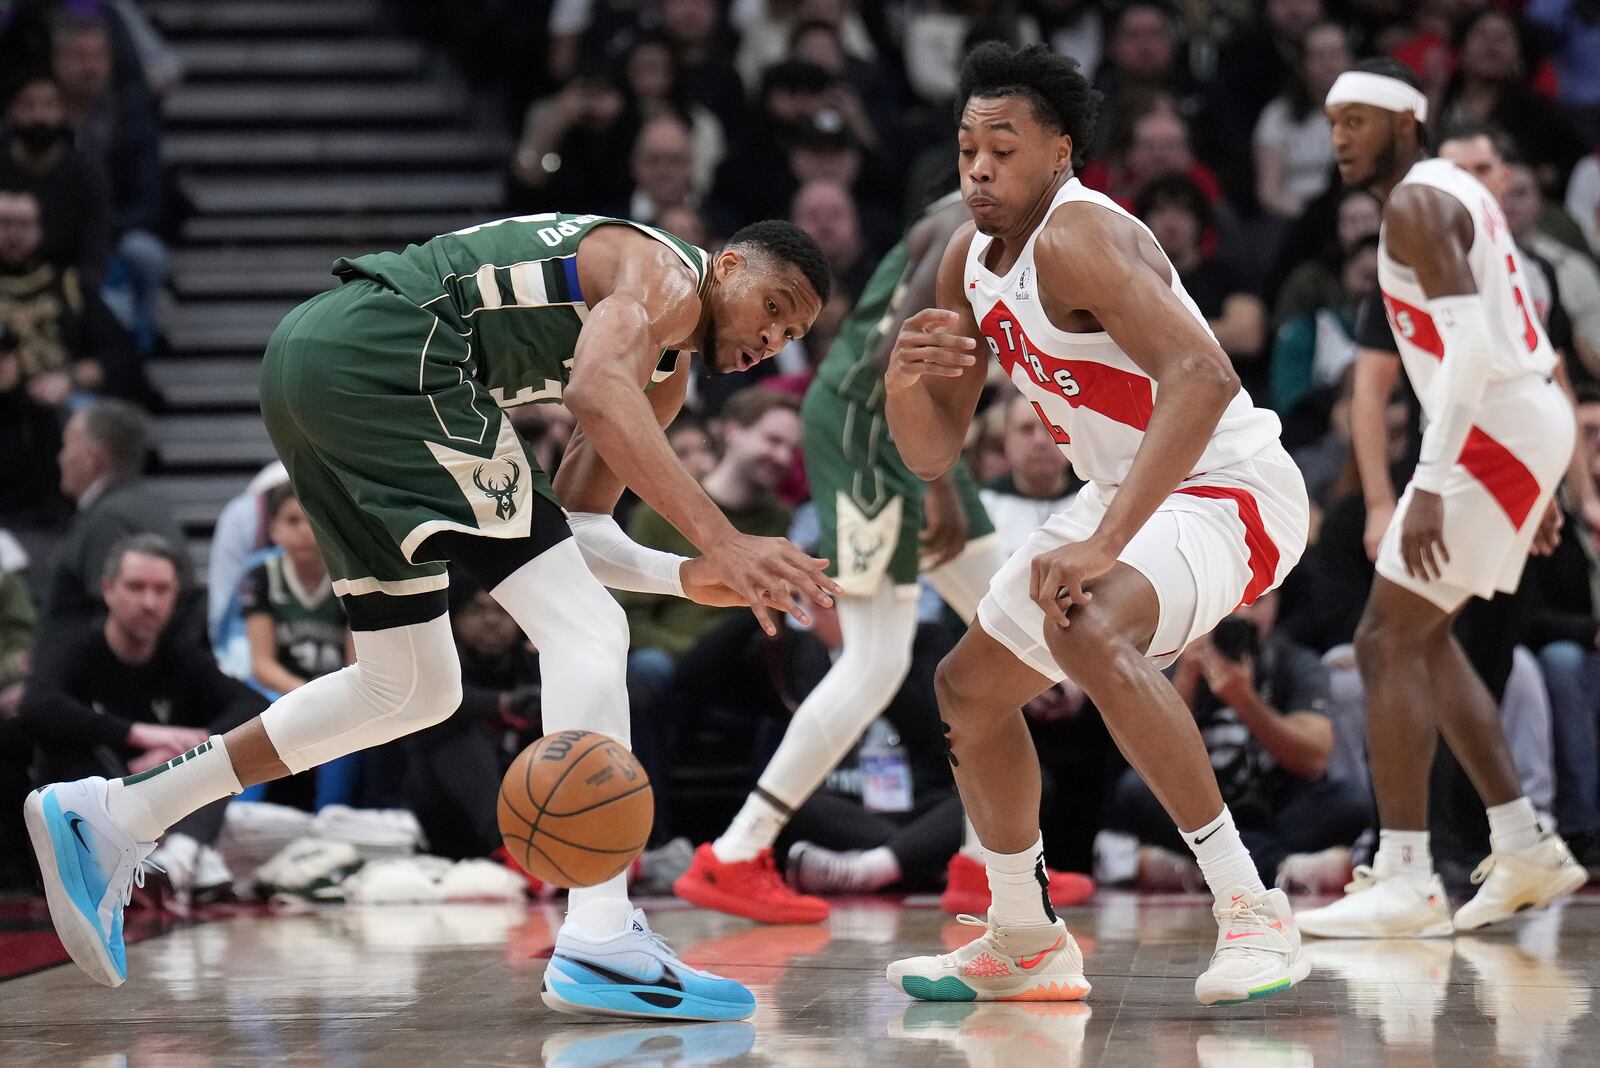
[940,851,1096,915]
[673,843,830,924]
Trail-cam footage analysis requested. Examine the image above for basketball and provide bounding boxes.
[497,730,653,888]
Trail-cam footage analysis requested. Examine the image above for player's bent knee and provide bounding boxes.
[1045,609,1137,687]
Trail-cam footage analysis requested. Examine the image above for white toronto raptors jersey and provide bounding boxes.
[1377,158,1558,418]
[963,178,1282,488]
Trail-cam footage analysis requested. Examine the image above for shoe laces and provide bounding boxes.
[1215,896,1277,943]
[1470,856,1496,886]
[120,843,161,909]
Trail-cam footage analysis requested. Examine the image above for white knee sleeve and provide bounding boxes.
[261,613,462,774]
[926,534,1006,624]
[491,538,632,744]
[756,581,920,808]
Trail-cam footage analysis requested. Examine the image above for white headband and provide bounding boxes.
[1325,70,1428,123]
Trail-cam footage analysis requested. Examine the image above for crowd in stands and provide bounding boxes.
[2,0,1600,908]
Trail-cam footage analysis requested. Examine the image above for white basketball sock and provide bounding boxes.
[1486,797,1541,854]
[106,736,242,842]
[984,834,1056,929]
[1374,829,1434,888]
[1182,806,1266,904]
[712,792,789,863]
[565,875,633,939]
[714,583,919,861]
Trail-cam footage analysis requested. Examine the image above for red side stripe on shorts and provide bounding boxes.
[1174,485,1279,608]
[1457,427,1541,530]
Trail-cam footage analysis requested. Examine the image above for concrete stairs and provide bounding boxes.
[144,0,509,562]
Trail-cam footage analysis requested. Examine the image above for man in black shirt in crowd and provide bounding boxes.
[1103,590,1370,888]
[21,534,265,901]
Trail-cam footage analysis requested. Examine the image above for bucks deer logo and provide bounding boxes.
[847,527,885,574]
[473,459,521,520]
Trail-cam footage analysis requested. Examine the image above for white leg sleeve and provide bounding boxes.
[925,534,1006,624]
[261,614,463,774]
[487,538,631,744]
[755,580,920,809]
[488,538,634,928]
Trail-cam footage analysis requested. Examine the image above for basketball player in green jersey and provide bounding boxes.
[26,213,839,1023]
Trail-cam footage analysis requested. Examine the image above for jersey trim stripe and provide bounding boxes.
[1383,288,1543,528]
[1380,291,1443,358]
[1457,427,1542,529]
[1174,485,1279,607]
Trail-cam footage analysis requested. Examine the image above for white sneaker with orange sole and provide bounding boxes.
[887,915,1090,1002]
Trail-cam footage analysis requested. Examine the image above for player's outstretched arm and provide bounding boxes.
[565,236,838,633]
[555,357,742,607]
[1385,185,1488,580]
[884,221,989,480]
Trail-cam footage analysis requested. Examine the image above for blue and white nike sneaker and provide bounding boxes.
[24,777,155,987]
[542,909,757,1021]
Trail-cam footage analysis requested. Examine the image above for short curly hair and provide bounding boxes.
[956,42,1099,162]
[725,220,831,305]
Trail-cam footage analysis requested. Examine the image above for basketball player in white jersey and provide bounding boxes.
[881,42,1313,1006]
[1297,60,1585,939]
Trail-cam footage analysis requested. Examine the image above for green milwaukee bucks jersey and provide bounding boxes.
[332,213,710,407]
[239,554,347,681]
[812,191,963,411]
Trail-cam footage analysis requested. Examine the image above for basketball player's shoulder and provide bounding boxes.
[1036,202,1135,286]
[1387,181,1472,252]
[580,226,703,333]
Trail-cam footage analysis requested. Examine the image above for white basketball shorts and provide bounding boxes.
[977,443,1310,679]
[1376,375,1574,613]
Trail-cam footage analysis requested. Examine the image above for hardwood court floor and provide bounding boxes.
[2,890,1596,1067]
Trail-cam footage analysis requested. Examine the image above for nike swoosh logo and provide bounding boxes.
[1017,935,1064,969]
[1223,931,1263,941]
[555,953,683,992]
[1192,826,1221,846]
[68,816,90,852]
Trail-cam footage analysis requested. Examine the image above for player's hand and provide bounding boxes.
[919,474,970,569]
[1363,499,1395,562]
[1029,538,1116,629]
[886,309,977,394]
[1532,500,1564,556]
[127,723,209,756]
[703,534,842,636]
[1399,489,1449,581]
[678,557,749,607]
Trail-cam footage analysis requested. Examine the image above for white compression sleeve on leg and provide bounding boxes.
[261,613,462,774]
[926,534,1006,624]
[489,537,632,743]
[753,581,920,810]
[1413,294,1494,494]
[567,512,687,597]
[488,538,635,929]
